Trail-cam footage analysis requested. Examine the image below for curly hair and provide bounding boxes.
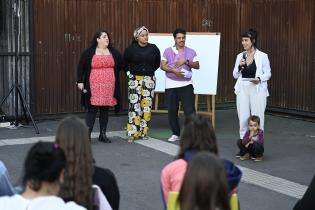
[55,116,94,210]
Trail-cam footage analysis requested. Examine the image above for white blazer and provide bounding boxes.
[233,49,271,96]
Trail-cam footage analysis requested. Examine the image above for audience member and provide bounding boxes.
[293,175,315,210]
[0,161,15,196]
[161,114,242,208]
[55,116,120,210]
[0,142,86,210]
[179,152,230,210]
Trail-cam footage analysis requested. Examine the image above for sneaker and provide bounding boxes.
[240,153,250,161]
[254,156,263,162]
[235,153,242,158]
[168,135,180,142]
[251,155,257,160]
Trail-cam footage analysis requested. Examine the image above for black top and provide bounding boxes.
[241,59,257,78]
[77,46,123,113]
[93,166,120,210]
[293,175,315,210]
[123,42,161,76]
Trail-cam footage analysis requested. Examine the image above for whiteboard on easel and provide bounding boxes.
[149,33,220,95]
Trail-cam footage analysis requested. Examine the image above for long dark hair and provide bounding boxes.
[55,116,94,210]
[90,30,113,48]
[177,114,218,159]
[23,142,66,191]
[179,152,230,210]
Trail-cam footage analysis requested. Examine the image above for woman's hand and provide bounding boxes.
[77,83,84,91]
[250,77,261,84]
[239,58,246,71]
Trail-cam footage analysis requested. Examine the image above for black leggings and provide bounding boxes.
[86,106,109,137]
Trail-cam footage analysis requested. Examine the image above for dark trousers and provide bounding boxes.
[237,139,264,157]
[86,106,109,138]
[165,84,195,136]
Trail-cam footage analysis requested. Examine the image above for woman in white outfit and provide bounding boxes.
[233,28,271,140]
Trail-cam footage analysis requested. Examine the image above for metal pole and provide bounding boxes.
[14,0,20,126]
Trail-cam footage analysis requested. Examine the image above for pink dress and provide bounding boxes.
[89,54,117,106]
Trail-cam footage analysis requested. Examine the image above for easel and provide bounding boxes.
[153,92,215,128]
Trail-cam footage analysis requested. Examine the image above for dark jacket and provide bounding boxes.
[123,42,160,76]
[93,166,120,210]
[77,46,123,112]
[293,175,315,210]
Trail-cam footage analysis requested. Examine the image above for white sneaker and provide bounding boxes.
[168,135,180,142]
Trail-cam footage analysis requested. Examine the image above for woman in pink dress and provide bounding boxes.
[77,30,123,143]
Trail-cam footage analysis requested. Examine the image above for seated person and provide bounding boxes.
[293,175,315,210]
[55,116,120,210]
[161,114,242,208]
[179,152,230,210]
[0,161,14,196]
[0,142,86,210]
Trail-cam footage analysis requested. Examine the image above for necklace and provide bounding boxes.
[245,49,255,65]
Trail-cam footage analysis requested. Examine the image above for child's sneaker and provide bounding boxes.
[240,153,250,160]
[235,152,242,158]
[254,156,263,162]
[251,155,256,160]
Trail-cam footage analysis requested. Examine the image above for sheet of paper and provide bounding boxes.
[242,78,259,82]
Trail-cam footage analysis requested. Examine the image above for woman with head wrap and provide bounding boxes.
[232,28,271,155]
[123,26,161,142]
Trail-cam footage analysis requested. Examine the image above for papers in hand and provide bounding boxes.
[242,78,259,82]
[180,69,192,79]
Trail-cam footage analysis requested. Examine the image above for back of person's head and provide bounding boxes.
[248,115,260,125]
[23,142,66,191]
[179,152,230,210]
[55,115,93,210]
[177,114,218,159]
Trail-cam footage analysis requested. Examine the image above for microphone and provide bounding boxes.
[241,52,247,70]
[242,52,246,60]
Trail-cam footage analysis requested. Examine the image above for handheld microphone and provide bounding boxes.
[241,52,247,70]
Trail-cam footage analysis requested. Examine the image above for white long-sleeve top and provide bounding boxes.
[233,49,271,96]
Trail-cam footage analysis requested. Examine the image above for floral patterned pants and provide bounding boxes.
[127,74,155,138]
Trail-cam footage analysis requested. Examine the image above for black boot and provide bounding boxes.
[88,128,93,142]
[98,130,111,143]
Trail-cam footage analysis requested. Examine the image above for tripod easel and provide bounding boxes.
[0,0,39,134]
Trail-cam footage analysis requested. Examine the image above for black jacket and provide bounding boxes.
[293,175,315,210]
[77,46,123,112]
[123,42,160,76]
[93,166,120,210]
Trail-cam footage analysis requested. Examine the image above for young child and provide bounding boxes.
[236,115,264,161]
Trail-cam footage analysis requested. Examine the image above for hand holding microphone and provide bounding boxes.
[239,52,247,71]
[77,83,87,93]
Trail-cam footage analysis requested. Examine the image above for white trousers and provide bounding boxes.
[236,81,267,139]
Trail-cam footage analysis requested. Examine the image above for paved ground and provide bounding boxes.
[0,109,315,210]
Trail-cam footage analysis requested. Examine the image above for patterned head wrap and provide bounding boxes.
[133,26,149,40]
